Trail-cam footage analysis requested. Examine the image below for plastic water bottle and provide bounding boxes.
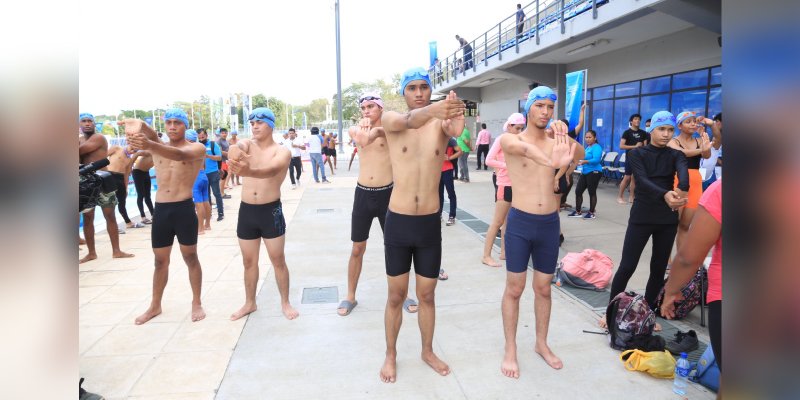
[673,352,690,395]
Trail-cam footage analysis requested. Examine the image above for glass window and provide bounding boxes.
[673,69,708,90]
[613,98,639,152]
[586,89,592,101]
[710,66,721,86]
[590,100,614,152]
[671,90,708,118]
[640,94,670,125]
[615,81,639,98]
[593,85,614,100]
[707,87,721,120]
[642,76,670,94]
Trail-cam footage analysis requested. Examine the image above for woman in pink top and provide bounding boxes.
[481,113,526,268]
[662,179,722,370]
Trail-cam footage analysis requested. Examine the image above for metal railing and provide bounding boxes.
[429,0,606,88]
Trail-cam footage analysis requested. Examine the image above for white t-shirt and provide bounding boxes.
[700,145,722,180]
[307,134,323,154]
[285,137,303,157]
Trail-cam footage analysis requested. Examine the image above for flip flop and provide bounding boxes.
[337,300,358,316]
[403,298,418,313]
[438,268,449,281]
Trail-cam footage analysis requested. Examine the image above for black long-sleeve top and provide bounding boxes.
[627,144,689,225]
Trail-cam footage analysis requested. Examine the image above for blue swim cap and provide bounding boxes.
[79,113,95,122]
[185,129,198,142]
[248,107,275,129]
[523,86,557,116]
[647,111,677,133]
[399,67,432,95]
[164,108,189,128]
[676,111,696,126]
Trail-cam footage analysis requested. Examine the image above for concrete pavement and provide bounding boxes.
[79,153,714,399]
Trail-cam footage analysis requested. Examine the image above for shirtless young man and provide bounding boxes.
[498,86,576,378]
[228,107,299,321]
[106,144,142,229]
[123,109,208,324]
[78,113,134,263]
[338,93,415,316]
[377,67,466,383]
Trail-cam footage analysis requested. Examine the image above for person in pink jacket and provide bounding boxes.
[481,113,526,267]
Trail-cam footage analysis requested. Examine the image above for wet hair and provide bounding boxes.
[629,114,642,122]
[713,113,722,122]
[481,123,487,129]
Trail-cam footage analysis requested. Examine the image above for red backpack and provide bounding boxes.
[554,249,613,291]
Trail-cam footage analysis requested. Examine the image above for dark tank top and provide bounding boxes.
[674,137,701,169]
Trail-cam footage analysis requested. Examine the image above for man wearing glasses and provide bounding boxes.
[227,107,300,321]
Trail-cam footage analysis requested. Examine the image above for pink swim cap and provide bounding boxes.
[359,92,384,109]
[503,112,526,132]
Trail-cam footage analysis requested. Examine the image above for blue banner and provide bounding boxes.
[429,41,438,67]
[145,117,153,126]
[95,122,104,132]
[565,70,586,141]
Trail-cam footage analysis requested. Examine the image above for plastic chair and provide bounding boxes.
[601,151,618,183]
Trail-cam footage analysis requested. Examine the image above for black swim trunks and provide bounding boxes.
[152,198,198,248]
[237,200,286,240]
[383,210,442,279]
[351,183,393,242]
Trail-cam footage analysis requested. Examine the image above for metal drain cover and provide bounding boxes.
[301,286,338,304]
[316,208,334,213]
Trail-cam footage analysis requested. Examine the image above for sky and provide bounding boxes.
[79,0,523,115]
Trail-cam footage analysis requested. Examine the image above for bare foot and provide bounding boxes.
[230,303,257,321]
[282,303,299,320]
[616,198,627,205]
[598,316,607,329]
[198,230,205,235]
[422,351,451,376]
[204,224,211,230]
[535,343,563,370]
[112,251,135,259]
[628,197,634,203]
[501,352,520,379]
[135,306,162,325]
[380,354,397,383]
[192,304,206,322]
[481,256,501,268]
[79,253,97,264]
[654,322,662,332]
[499,254,506,261]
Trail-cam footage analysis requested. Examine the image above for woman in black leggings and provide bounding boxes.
[130,151,154,223]
[568,130,603,219]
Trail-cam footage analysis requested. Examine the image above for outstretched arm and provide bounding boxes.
[661,205,720,319]
[574,102,586,134]
[123,119,205,162]
[353,119,386,147]
[500,134,553,167]
[382,90,465,133]
[228,145,291,179]
[485,137,506,169]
